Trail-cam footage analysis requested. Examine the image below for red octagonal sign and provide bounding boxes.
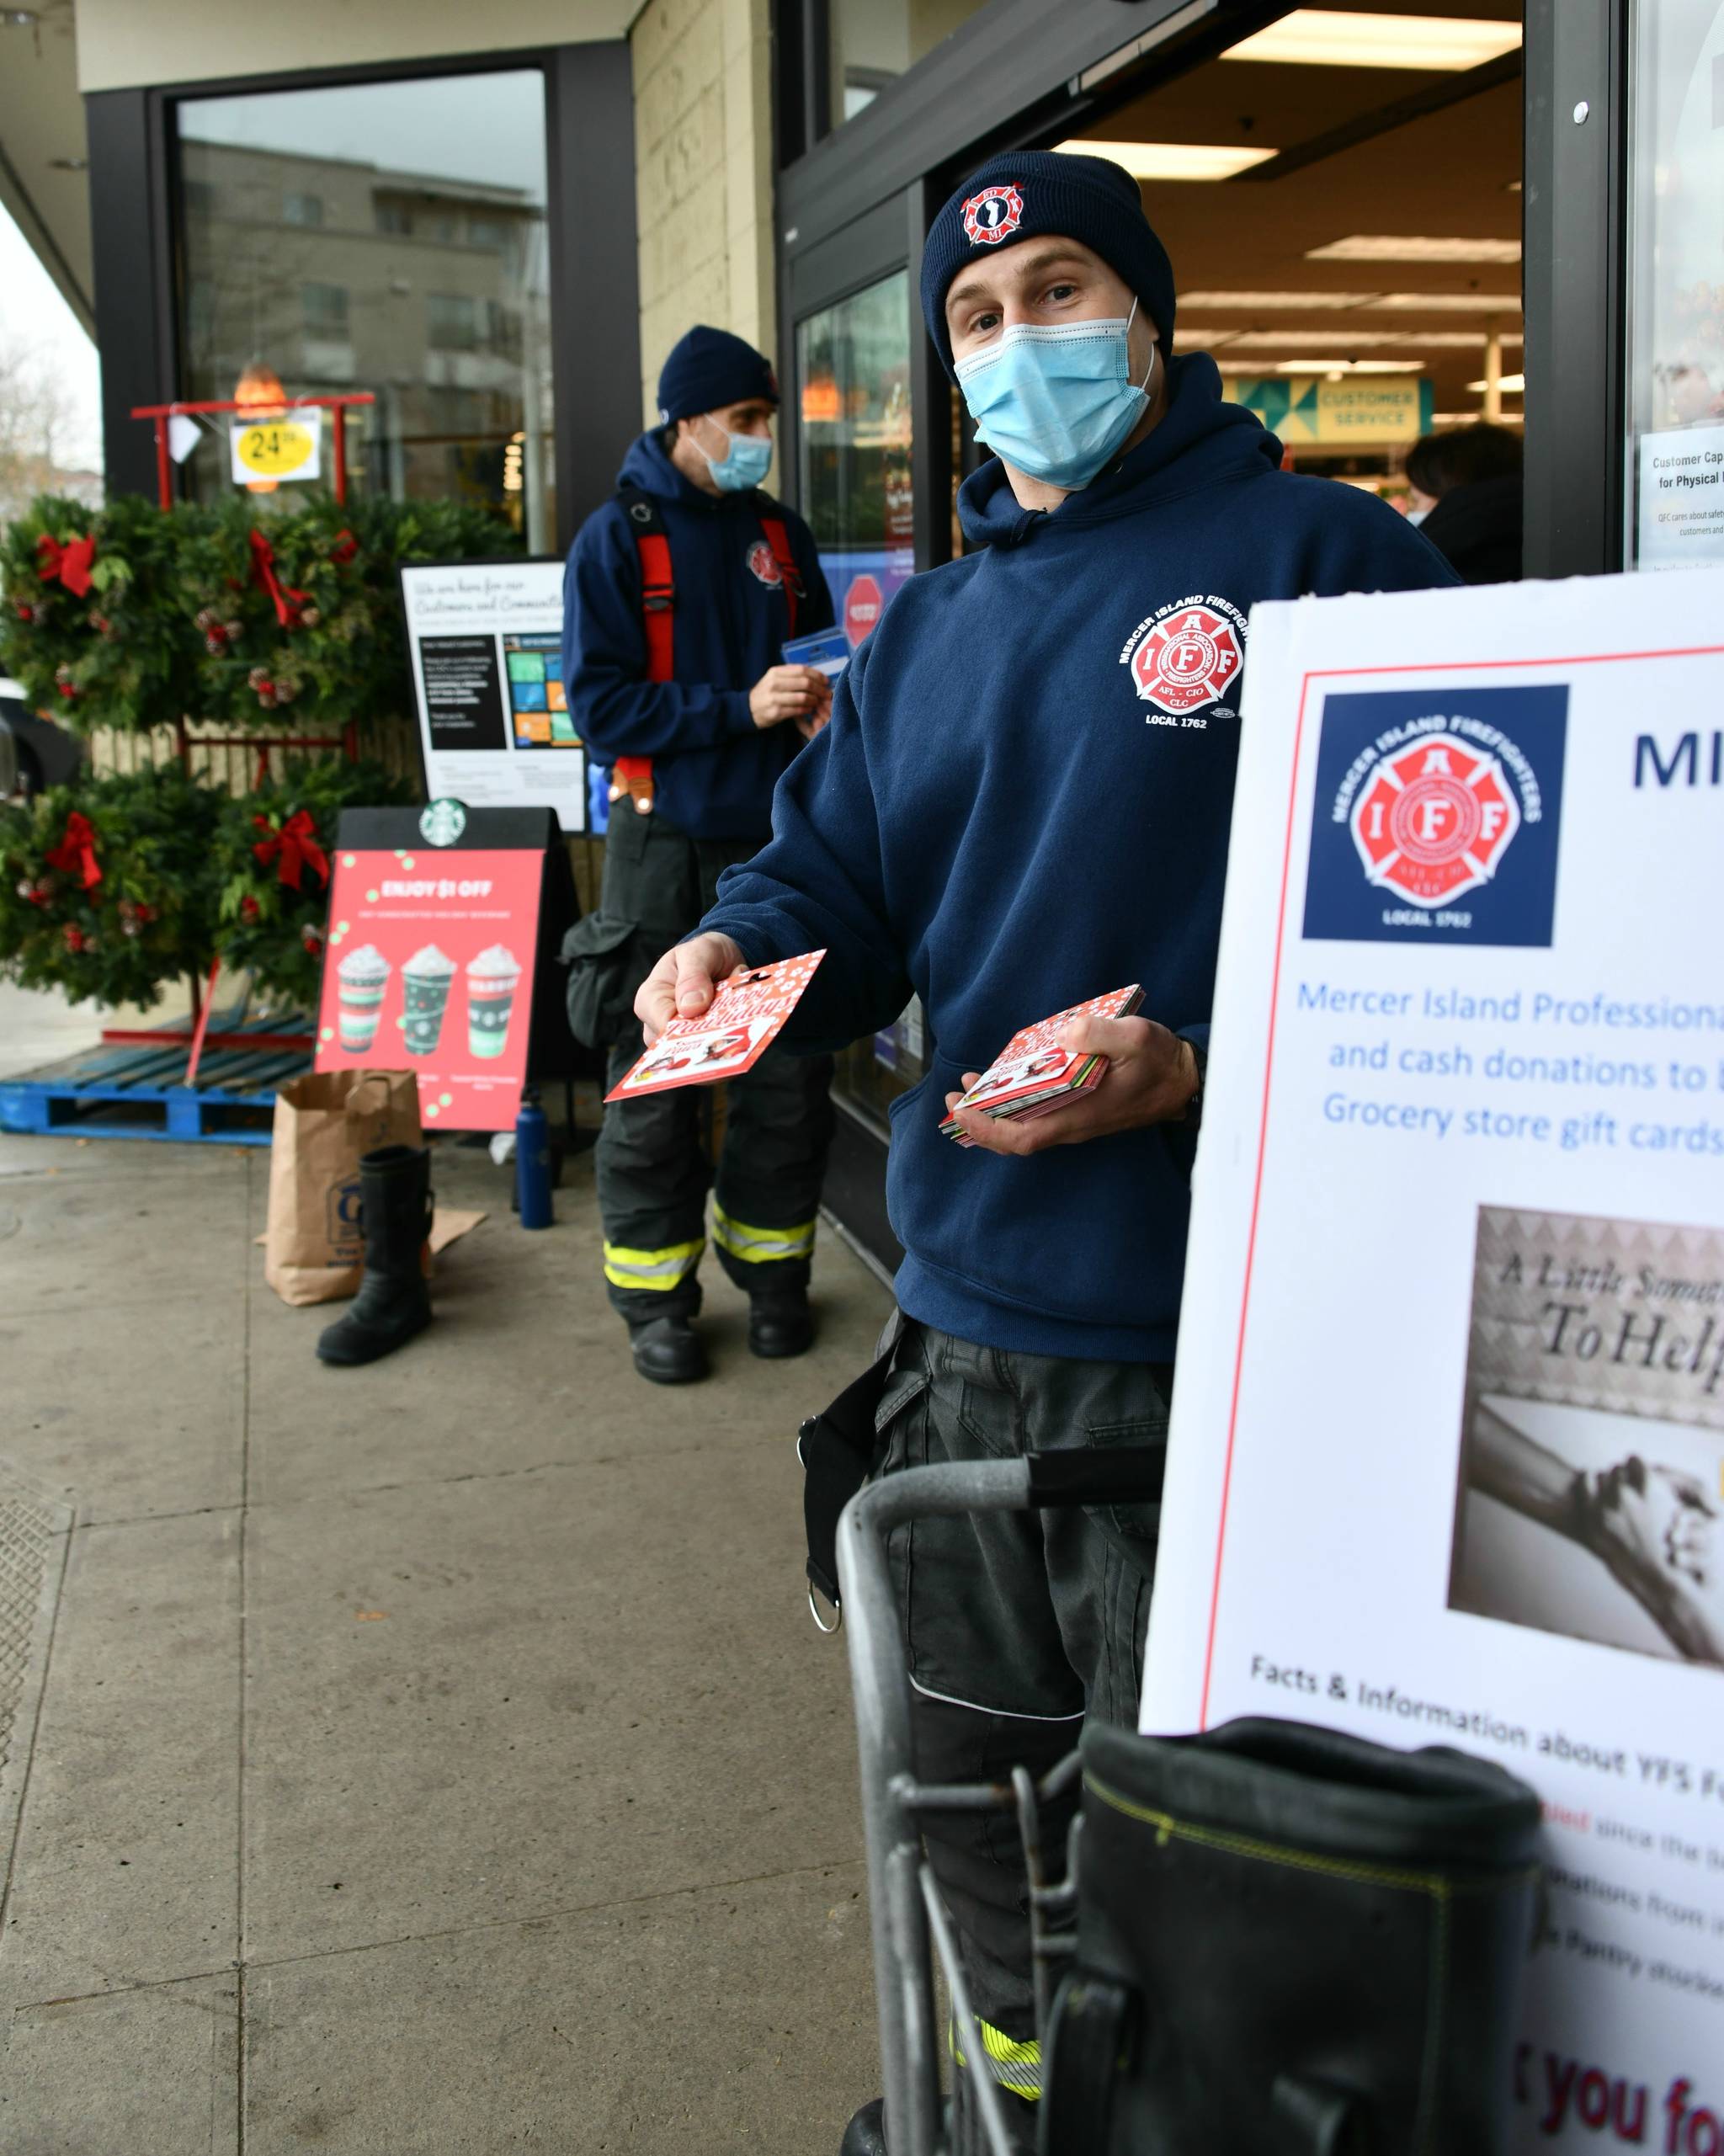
[1349,732,1521,906]
[843,573,883,648]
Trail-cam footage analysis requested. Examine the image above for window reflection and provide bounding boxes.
[827,0,995,129]
[174,71,553,546]
[795,267,922,1121]
[1626,0,1724,568]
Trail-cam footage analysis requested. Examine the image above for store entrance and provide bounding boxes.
[790,2,1527,1277]
[1036,3,1525,524]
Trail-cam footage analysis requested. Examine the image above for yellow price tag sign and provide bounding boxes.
[230,415,322,484]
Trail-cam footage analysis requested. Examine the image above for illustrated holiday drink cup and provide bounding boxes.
[336,945,391,1053]
[466,944,522,1059]
[398,944,457,1057]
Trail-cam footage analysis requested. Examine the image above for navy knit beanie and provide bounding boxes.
[920,152,1177,378]
[657,325,779,423]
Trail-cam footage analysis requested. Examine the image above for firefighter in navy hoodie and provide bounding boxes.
[637,159,1458,2148]
[562,326,837,1387]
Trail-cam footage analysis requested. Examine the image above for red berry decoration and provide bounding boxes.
[302,928,323,958]
[241,894,260,922]
[63,924,85,953]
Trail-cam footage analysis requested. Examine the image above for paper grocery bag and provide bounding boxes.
[263,1069,422,1307]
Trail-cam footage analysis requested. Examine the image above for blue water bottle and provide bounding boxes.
[515,1088,554,1229]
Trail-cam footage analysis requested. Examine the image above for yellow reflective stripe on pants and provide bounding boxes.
[711,1203,816,1265]
[950,2017,1041,2101]
[602,1237,704,1291]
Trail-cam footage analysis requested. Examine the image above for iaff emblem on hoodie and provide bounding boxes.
[1120,595,1247,723]
[962,185,1024,247]
[746,540,783,588]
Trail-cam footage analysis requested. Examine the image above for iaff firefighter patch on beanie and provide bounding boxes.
[962,184,1024,247]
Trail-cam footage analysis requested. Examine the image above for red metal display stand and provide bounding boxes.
[128,392,376,512]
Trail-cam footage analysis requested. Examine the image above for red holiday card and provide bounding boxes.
[941,984,1144,1142]
[314,846,545,1131]
[606,950,826,1101]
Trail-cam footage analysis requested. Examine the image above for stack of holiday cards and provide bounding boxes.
[940,984,1144,1146]
[605,950,826,1100]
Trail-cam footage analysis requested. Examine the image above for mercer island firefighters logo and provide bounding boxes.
[962,184,1024,246]
[1302,688,1566,948]
[746,539,783,587]
[1120,595,1248,721]
[1349,732,1520,906]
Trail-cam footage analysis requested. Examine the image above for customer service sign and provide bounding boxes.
[1141,567,1724,2149]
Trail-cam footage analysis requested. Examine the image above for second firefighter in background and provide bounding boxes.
[561,325,837,1387]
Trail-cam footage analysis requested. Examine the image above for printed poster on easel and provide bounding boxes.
[1139,566,1724,2151]
[312,806,577,1133]
[399,559,585,833]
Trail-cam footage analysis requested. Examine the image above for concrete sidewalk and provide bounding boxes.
[0,1073,894,2152]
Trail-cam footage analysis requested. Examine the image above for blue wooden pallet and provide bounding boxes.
[0,1021,310,1145]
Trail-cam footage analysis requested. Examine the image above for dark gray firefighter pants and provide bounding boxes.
[593,809,834,1324]
[874,1318,1171,2146]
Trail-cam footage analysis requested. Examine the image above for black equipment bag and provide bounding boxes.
[1040,1716,1543,2156]
[797,1338,900,1616]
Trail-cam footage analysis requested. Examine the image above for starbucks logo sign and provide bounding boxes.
[420,799,467,847]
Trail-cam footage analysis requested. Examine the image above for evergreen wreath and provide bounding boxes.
[0,764,223,1008]
[181,494,514,732]
[0,495,206,736]
[213,758,412,1009]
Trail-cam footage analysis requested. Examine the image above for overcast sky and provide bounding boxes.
[0,201,103,472]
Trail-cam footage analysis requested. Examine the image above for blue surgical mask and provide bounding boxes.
[695,418,774,492]
[954,299,1157,491]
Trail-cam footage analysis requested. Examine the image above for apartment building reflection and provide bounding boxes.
[178,134,553,543]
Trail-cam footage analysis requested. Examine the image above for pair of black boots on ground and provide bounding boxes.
[845,1716,1541,2155]
[629,1288,813,1384]
[316,1146,434,1367]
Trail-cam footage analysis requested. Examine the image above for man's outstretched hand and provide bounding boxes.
[944,1015,1199,1155]
[635,932,746,1046]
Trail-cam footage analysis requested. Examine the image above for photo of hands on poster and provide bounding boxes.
[1451,1206,1724,1670]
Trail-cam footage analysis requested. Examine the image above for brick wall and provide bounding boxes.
[631,0,777,428]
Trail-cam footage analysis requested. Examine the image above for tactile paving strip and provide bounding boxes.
[0,1458,71,1898]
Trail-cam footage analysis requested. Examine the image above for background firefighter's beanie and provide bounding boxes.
[657,325,780,423]
[919,150,1178,378]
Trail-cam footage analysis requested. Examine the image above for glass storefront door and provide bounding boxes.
[174,70,555,547]
[1626,0,1724,569]
[793,265,925,1130]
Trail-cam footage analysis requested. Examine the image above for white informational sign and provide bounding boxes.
[399,560,584,834]
[230,411,322,485]
[1637,425,1724,571]
[1141,567,1724,2149]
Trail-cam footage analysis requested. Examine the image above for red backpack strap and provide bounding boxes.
[622,488,674,684]
[615,488,669,815]
[757,511,802,640]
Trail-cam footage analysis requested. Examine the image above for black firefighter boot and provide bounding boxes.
[317,1145,434,1366]
[1040,1716,1544,2156]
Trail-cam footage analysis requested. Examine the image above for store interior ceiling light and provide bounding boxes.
[1188,328,1519,351]
[1053,139,1278,180]
[1221,11,1521,71]
[1275,359,1426,374]
[1308,235,1522,263]
[1180,290,1522,312]
[1466,372,1526,392]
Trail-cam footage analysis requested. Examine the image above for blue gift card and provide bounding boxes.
[783,628,852,678]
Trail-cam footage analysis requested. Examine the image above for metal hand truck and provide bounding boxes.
[834,1447,1167,2156]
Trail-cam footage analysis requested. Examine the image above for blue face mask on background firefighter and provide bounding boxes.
[694,415,774,492]
[954,297,1157,492]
